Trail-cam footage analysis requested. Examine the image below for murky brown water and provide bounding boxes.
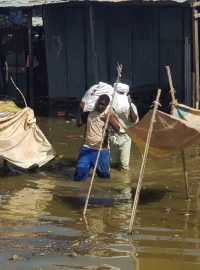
[0,116,200,269]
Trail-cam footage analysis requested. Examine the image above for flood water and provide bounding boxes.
[0,115,200,270]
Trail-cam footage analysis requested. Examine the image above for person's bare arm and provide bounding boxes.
[99,110,120,132]
[109,112,120,132]
[76,101,88,127]
[128,95,138,123]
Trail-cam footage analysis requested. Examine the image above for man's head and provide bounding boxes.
[96,94,110,113]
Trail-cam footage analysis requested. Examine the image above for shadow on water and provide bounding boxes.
[0,157,75,178]
[56,187,168,210]
[131,188,169,204]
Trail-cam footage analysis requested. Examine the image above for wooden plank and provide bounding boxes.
[27,10,34,107]
[192,9,200,109]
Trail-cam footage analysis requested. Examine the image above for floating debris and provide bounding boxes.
[67,251,77,257]
[9,254,22,261]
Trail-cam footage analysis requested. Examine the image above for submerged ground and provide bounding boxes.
[0,116,200,270]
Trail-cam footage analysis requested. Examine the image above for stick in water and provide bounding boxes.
[165,66,190,199]
[83,63,123,216]
[128,89,161,233]
[10,77,27,108]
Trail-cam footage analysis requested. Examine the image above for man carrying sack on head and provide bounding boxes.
[109,83,139,171]
[74,94,120,181]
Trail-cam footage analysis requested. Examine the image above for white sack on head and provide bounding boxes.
[112,92,130,114]
[114,83,129,94]
[82,82,114,112]
[112,83,130,114]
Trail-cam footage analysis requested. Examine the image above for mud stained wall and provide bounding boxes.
[43,5,191,104]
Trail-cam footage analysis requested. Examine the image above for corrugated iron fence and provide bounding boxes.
[43,5,191,104]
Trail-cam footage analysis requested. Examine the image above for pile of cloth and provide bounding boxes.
[0,101,56,169]
[0,100,21,117]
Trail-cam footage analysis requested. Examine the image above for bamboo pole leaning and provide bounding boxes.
[11,77,28,108]
[165,66,190,200]
[165,66,177,113]
[128,89,161,233]
[83,63,123,216]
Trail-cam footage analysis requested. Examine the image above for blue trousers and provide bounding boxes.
[74,146,110,181]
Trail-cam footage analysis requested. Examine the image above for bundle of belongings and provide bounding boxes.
[82,82,114,112]
[112,82,130,114]
[126,102,200,158]
[81,81,137,121]
[0,101,56,169]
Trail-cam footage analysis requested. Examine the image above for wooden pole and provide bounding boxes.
[181,150,190,200]
[11,77,27,107]
[27,9,34,107]
[83,64,122,216]
[128,89,161,233]
[165,65,190,199]
[192,8,200,109]
[89,5,98,84]
[192,72,196,108]
[165,66,177,113]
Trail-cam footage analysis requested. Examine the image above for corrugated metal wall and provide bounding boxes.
[43,5,191,103]
[43,8,68,98]
[106,7,133,86]
[65,7,86,97]
[132,7,159,88]
[86,7,108,86]
[159,7,184,102]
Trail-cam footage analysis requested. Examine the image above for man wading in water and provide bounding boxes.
[74,94,120,181]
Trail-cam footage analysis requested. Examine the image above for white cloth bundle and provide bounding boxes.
[112,83,130,114]
[112,92,130,114]
[114,82,129,94]
[82,82,114,112]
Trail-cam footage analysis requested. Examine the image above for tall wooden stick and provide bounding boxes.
[181,150,190,200]
[83,64,123,216]
[165,66,177,113]
[193,8,200,109]
[11,77,28,108]
[27,9,34,107]
[165,66,190,199]
[128,89,161,233]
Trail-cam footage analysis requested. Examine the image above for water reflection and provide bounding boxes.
[0,117,200,269]
[0,178,55,220]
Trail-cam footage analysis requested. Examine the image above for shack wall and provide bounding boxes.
[43,5,191,104]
